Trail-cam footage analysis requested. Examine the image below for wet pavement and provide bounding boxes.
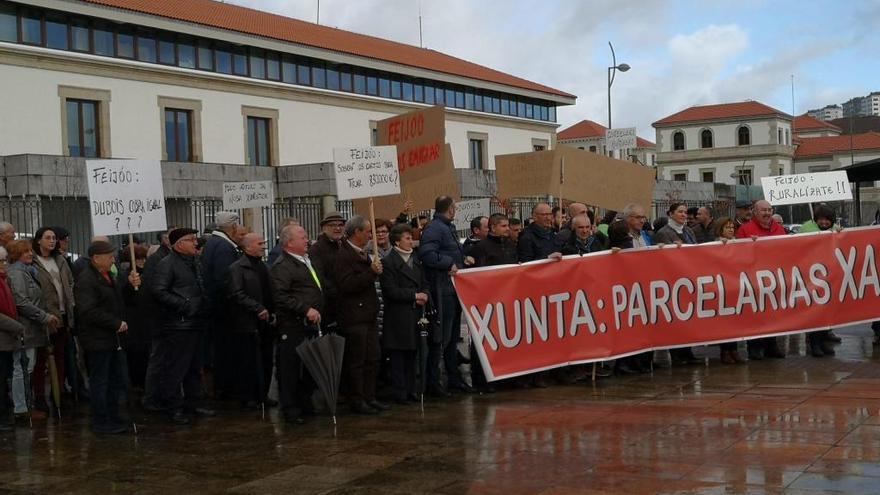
[3,324,880,494]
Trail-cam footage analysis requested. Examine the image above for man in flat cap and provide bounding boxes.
[152,228,214,424]
[308,211,346,331]
[200,211,244,399]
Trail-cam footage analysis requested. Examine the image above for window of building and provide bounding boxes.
[353,72,366,93]
[232,46,248,76]
[673,131,685,150]
[215,46,232,74]
[339,66,352,92]
[468,132,488,170]
[116,28,135,59]
[785,129,790,145]
[197,40,213,71]
[136,31,157,63]
[673,172,687,181]
[777,128,783,144]
[247,117,270,166]
[434,86,445,105]
[445,88,456,107]
[532,138,549,151]
[737,126,750,146]
[297,61,311,85]
[325,65,339,90]
[93,23,113,56]
[248,48,265,79]
[0,4,17,42]
[701,170,714,183]
[70,19,89,52]
[312,63,326,88]
[164,109,192,162]
[700,129,713,149]
[281,55,296,83]
[242,107,278,167]
[177,40,196,69]
[736,168,753,185]
[424,84,435,104]
[45,12,68,50]
[589,145,597,152]
[402,81,413,101]
[65,99,99,157]
[60,86,111,158]
[158,35,175,64]
[578,147,585,150]
[20,10,42,45]
[390,79,402,99]
[455,90,465,109]
[369,121,378,146]
[469,139,484,169]
[413,83,424,102]
[378,76,390,97]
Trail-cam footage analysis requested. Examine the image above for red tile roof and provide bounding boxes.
[793,114,842,133]
[81,0,575,100]
[557,120,655,147]
[653,101,790,126]
[794,132,880,158]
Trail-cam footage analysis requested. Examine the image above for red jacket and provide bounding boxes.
[735,217,786,238]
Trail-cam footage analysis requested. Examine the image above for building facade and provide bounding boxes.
[652,101,795,185]
[0,0,574,171]
[806,104,843,122]
[556,119,656,167]
[843,92,880,118]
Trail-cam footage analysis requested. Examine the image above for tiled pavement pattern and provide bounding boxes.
[2,324,880,494]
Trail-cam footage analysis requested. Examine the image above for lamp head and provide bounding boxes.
[617,63,631,72]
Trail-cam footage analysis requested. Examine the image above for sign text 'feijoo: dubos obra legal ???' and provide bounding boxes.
[86,159,168,236]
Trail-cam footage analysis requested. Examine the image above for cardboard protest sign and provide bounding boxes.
[353,106,460,219]
[86,159,167,236]
[761,171,852,206]
[454,226,880,381]
[332,146,400,201]
[222,181,275,210]
[495,146,654,211]
[452,198,491,232]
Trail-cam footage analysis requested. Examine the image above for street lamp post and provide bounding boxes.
[607,41,630,157]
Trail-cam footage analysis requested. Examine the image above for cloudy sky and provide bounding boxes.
[230,0,880,140]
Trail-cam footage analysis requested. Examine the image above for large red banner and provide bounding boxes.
[453,227,880,381]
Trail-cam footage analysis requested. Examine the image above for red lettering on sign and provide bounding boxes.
[385,114,425,145]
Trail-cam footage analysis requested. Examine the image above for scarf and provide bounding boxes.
[394,246,414,266]
[667,218,685,234]
[0,272,17,320]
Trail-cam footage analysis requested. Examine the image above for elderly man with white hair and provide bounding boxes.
[200,211,244,399]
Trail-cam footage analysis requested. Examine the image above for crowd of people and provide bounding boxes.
[0,196,875,435]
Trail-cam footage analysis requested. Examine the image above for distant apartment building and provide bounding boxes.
[556,119,656,167]
[843,92,880,118]
[806,104,843,121]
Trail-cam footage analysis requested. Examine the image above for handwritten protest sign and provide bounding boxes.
[222,181,275,210]
[333,146,400,201]
[354,106,460,219]
[605,127,637,152]
[86,159,167,236]
[761,171,852,206]
[453,198,490,232]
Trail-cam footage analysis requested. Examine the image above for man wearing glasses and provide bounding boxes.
[151,228,214,425]
[623,203,652,248]
[308,212,346,332]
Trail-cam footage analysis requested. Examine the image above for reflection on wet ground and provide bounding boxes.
[3,324,880,494]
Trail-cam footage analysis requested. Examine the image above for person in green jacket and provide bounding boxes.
[800,205,841,233]
[800,205,841,356]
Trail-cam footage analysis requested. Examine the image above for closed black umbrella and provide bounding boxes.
[295,324,344,425]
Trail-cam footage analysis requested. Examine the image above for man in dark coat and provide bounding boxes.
[559,214,608,256]
[75,241,140,434]
[267,218,299,267]
[200,211,243,398]
[518,202,562,262]
[379,224,430,403]
[334,215,387,414]
[270,225,324,425]
[151,228,214,425]
[553,203,588,249]
[418,196,473,396]
[693,206,717,244]
[461,216,488,256]
[227,233,275,409]
[141,227,174,411]
[308,212,346,330]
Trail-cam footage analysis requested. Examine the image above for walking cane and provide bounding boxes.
[117,333,138,436]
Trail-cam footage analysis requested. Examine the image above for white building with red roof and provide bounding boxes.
[0,0,574,169]
[652,101,796,185]
[556,119,656,167]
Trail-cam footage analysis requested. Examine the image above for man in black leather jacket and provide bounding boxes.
[150,228,214,425]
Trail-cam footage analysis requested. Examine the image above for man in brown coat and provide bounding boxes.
[334,215,386,415]
[270,225,323,425]
[308,212,345,330]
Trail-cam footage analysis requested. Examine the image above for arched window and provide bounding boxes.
[737,126,750,146]
[673,131,685,151]
[700,129,713,149]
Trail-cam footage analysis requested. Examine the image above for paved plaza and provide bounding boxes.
[2,324,880,494]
